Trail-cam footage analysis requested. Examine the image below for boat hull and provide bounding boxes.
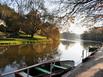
[15,60,75,77]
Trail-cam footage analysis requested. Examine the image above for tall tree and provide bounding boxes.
[1,0,102,34]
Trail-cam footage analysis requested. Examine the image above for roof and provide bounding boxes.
[0,19,6,27]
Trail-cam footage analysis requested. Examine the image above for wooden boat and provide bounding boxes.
[88,47,98,52]
[15,60,75,77]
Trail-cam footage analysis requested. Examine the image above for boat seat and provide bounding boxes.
[64,64,73,67]
[35,67,51,74]
[17,72,33,77]
[53,64,67,70]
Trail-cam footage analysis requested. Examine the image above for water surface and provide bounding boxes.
[0,40,102,76]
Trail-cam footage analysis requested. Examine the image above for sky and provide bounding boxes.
[45,0,103,34]
[0,0,103,34]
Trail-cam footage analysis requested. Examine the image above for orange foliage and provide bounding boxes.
[94,27,103,31]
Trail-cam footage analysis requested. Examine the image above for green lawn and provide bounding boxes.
[19,34,46,39]
[0,35,51,46]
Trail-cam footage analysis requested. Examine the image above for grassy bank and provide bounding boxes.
[0,36,52,46]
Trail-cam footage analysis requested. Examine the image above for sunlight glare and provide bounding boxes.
[58,42,84,66]
[69,22,87,35]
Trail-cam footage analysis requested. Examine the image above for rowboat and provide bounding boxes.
[15,60,75,77]
[88,47,98,52]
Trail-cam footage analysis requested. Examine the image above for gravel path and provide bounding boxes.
[62,47,103,77]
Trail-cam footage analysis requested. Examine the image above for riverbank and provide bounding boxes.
[0,35,52,46]
[60,39,102,43]
[62,46,103,77]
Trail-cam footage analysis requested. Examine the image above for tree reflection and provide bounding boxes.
[0,41,59,69]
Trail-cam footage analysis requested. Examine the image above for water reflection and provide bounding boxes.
[0,40,102,76]
[58,42,83,66]
[0,64,17,77]
[0,42,59,75]
[59,41,102,66]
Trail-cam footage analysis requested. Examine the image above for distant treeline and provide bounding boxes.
[81,28,103,42]
[61,32,80,40]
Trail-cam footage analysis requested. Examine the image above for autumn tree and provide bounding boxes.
[1,0,103,25]
[1,0,101,36]
[0,4,22,37]
[20,10,41,37]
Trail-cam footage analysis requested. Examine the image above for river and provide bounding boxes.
[0,39,102,76]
